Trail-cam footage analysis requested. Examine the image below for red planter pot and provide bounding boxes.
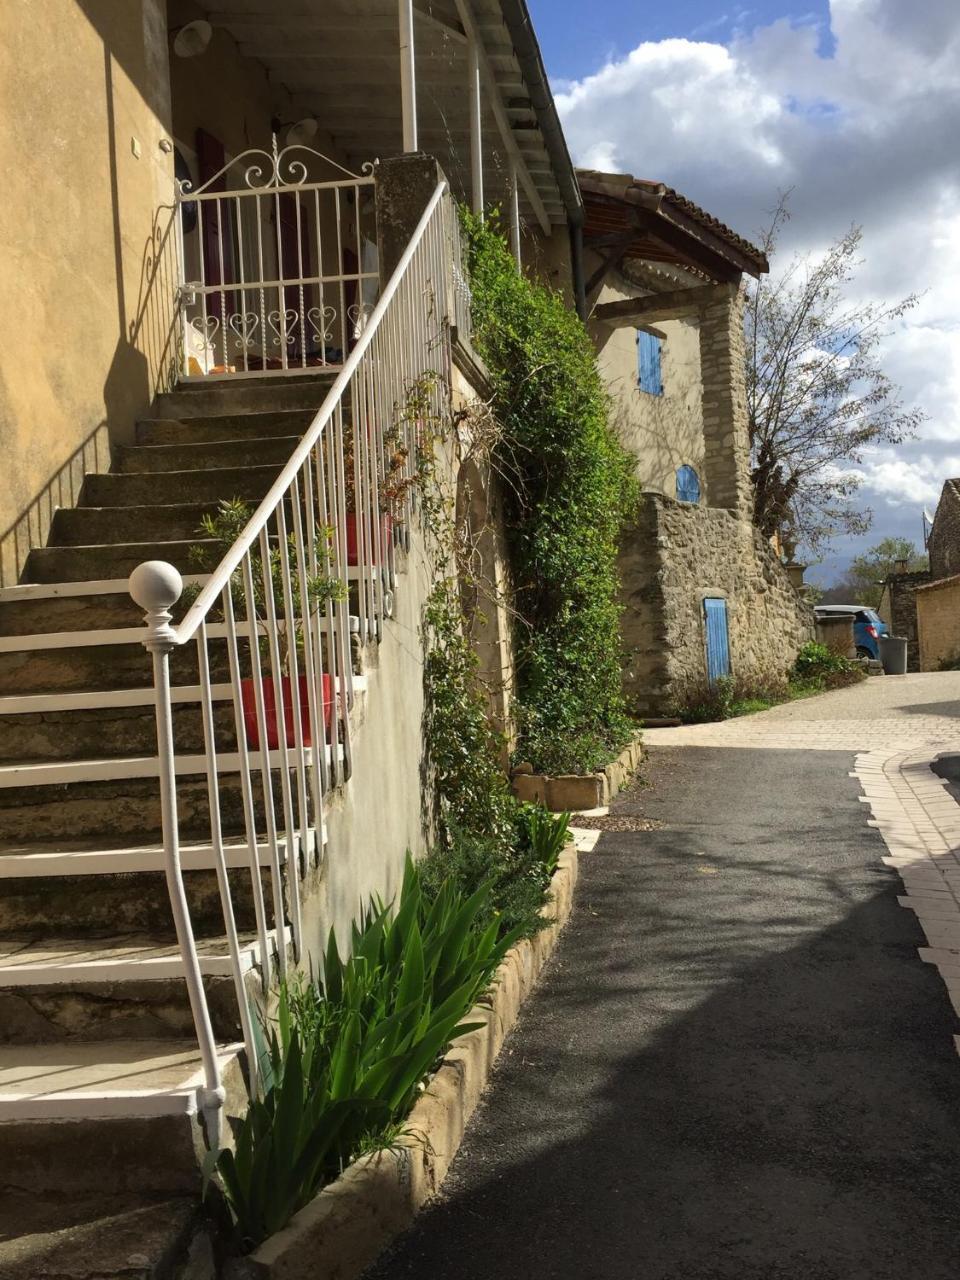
[240,674,333,750]
[345,512,393,566]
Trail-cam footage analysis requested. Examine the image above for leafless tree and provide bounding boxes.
[745,195,924,556]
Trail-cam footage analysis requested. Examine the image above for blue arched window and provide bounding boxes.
[676,465,701,504]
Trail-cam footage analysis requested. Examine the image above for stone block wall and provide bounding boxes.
[929,480,960,580]
[916,576,960,671]
[700,286,754,521]
[619,494,814,716]
[877,571,931,672]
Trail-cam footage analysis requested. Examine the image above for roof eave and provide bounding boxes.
[497,0,583,226]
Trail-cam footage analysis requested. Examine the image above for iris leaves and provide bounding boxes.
[212,856,519,1251]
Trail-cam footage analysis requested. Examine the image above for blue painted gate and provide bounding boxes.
[703,597,731,683]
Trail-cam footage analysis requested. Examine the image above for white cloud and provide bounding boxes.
[554,0,960,572]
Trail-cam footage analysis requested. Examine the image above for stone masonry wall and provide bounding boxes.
[620,494,814,716]
[878,571,931,673]
[929,481,960,581]
[700,285,754,521]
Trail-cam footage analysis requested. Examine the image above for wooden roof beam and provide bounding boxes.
[592,284,730,326]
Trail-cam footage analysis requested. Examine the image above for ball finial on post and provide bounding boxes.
[129,561,183,651]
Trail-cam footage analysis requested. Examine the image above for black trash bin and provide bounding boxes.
[879,634,908,675]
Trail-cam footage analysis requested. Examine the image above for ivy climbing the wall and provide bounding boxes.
[464,212,639,775]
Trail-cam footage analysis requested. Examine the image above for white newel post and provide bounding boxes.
[468,36,484,215]
[509,161,521,269]
[129,560,225,1146]
[399,0,418,151]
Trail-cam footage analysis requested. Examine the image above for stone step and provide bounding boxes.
[0,767,261,848]
[50,503,219,549]
[0,1039,245,1195]
[0,857,273,941]
[156,371,336,418]
[136,407,314,445]
[0,587,144,637]
[0,1194,211,1280]
[0,931,282,1045]
[116,434,301,474]
[24,539,214,583]
[0,699,239,762]
[81,462,283,508]
[0,638,221,696]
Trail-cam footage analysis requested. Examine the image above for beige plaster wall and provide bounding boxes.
[0,0,176,586]
[917,579,960,671]
[587,272,705,500]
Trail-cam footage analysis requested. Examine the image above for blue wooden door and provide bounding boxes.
[703,597,730,683]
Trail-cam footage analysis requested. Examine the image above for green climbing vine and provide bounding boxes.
[463,211,639,775]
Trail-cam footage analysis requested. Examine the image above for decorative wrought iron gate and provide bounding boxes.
[175,136,377,379]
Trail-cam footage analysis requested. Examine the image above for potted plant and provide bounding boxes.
[187,499,347,750]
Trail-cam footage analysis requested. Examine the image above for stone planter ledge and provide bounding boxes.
[226,842,580,1280]
[510,733,644,812]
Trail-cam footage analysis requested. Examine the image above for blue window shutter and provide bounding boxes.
[637,330,663,395]
[676,465,701,503]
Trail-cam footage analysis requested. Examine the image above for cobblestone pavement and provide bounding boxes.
[643,669,960,752]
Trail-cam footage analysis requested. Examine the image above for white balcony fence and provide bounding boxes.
[132,181,455,1139]
[176,139,379,380]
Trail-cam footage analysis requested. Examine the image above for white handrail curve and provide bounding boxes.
[174,179,449,647]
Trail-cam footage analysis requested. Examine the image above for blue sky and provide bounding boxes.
[529,2,833,80]
[526,0,960,585]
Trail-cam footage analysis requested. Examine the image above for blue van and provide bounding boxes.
[814,604,890,660]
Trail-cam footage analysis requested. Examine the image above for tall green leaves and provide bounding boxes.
[463,212,638,774]
[211,857,518,1251]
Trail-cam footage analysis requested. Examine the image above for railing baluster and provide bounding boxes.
[239,552,288,979]
[274,498,312,872]
[222,582,272,991]
[289,468,326,847]
[257,523,303,958]
[195,619,259,1094]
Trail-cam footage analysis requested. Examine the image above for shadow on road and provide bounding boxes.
[367,748,960,1280]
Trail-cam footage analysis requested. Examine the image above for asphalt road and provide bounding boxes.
[366,746,960,1280]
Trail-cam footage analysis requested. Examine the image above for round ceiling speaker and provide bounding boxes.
[173,20,213,58]
[287,118,320,147]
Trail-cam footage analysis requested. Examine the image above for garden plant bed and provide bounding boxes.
[225,842,579,1280]
[510,734,644,813]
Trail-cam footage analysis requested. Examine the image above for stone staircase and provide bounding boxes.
[0,374,362,1276]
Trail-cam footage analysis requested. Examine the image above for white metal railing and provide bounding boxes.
[131,182,455,1140]
[176,136,378,379]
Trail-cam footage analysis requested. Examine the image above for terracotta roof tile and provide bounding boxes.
[577,169,768,275]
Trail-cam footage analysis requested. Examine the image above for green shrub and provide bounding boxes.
[422,582,516,849]
[211,858,518,1251]
[464,212,639,775]
[791,640,865,690]
[418,803,569,941]
[938,652,960,672]
[672,673,786,723]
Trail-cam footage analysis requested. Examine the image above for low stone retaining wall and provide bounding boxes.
[510,734,643,812]
[226,843,580,1280]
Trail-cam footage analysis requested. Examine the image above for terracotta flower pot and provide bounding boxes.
[240,674,333,750]
[345,512,393,566]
